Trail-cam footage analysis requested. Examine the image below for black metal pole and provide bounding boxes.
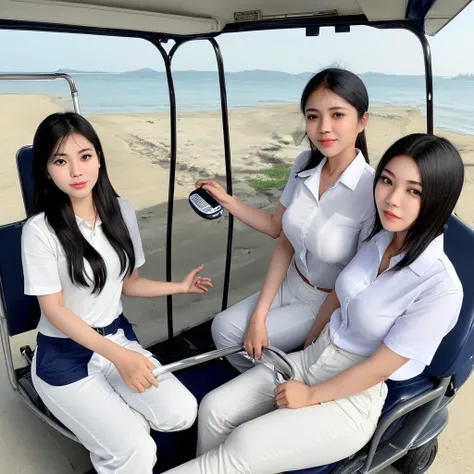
[373,23,434,134]
[169,37,234,314]
[152,39,178,341]
[207,37,234,311]
[410,29,434,134]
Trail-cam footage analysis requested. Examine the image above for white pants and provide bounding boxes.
[32,328,198,474]
[165,325,388,474]
[212,259,329,372]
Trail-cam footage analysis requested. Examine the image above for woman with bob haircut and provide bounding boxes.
[166,133,464,474]
[21,112,213,474]
[210,68,376,372]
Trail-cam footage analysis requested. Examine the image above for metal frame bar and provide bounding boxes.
[406,0,438,31]
[372,23,433,134]
[0,305,18,390]
[0,73,81,113]
[362,376,450,472]
[151,36,234,339]
[409,404,448,449]
[152,344,243,376]
[147,39,179,340]
[151,344,295,383]
[208,37,234,312]
[415,27,434,134]
[1,297,80,444]
[0,15,368,38]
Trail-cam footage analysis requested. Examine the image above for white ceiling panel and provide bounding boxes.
[0,0,471,35]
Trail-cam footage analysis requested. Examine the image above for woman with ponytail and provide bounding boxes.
[210,68,376,372]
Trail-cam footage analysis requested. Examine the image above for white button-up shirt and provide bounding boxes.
[330,230,463,380]
[21,198,145,338]
[281,150,375,289]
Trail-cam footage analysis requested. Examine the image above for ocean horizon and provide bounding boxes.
[1,69,473,135]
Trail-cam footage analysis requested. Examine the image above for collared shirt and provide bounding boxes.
[330,230,463,380]
[280,149,375,289]
[21,198,145,338]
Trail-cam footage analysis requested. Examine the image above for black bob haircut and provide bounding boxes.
[367,133,464,270]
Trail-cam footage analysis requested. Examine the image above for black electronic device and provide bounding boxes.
[188,187,224,219]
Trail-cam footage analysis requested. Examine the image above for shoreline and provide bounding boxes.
[2,91,473,137]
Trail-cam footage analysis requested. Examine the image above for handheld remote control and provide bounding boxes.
[188,187,224,220]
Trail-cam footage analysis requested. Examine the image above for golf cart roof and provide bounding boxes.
[0,0,472,37]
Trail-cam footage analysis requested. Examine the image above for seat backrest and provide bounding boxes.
[0,222,41,336]
[425,215,474,392]
[16,145,35,216]
[0,146,41,335]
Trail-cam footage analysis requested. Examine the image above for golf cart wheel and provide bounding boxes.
[396,438,438,474]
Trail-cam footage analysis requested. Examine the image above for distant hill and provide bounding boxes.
[125,68,307,80]
[360,72,390,77]
[454,73,474,81]
[296,72,316,81]
[230,70,302,80]
[123,67,161,76]
[119,68,314,83]
[0,68,454,81]
[55,68,108,74]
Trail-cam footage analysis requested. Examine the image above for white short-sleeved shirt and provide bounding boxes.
[330,230,463,380]
[21,198,145,338]
[280,150,375,289]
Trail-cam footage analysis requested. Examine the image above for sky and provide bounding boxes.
[0,2,473,77]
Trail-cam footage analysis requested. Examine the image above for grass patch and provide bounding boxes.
[247,164,292,191]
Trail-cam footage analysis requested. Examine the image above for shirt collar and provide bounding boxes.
[373,230,444,277]
[408,234,444,276]
[296,149,367,192]
[75,214,102,228]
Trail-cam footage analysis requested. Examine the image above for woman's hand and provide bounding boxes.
[195,179,230,205]
[303,335,314,349]
[112,348,159,393]
[274,380,314,409]
[244,318,269,360]
[181,264,213,294]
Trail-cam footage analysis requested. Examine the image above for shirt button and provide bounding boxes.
[345,297,350,304]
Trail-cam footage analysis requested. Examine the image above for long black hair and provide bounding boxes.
[31,112,135,294]
[300,68,370,172]
[367,133,464,269]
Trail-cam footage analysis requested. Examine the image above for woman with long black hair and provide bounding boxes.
[22,112,213,474]
[167,133,464,474]
[210,68,375,372]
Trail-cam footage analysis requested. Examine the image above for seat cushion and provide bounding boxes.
[383,375,436,414]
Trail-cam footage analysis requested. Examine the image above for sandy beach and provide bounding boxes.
[2,94,473,227]
[1,93,473,473]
